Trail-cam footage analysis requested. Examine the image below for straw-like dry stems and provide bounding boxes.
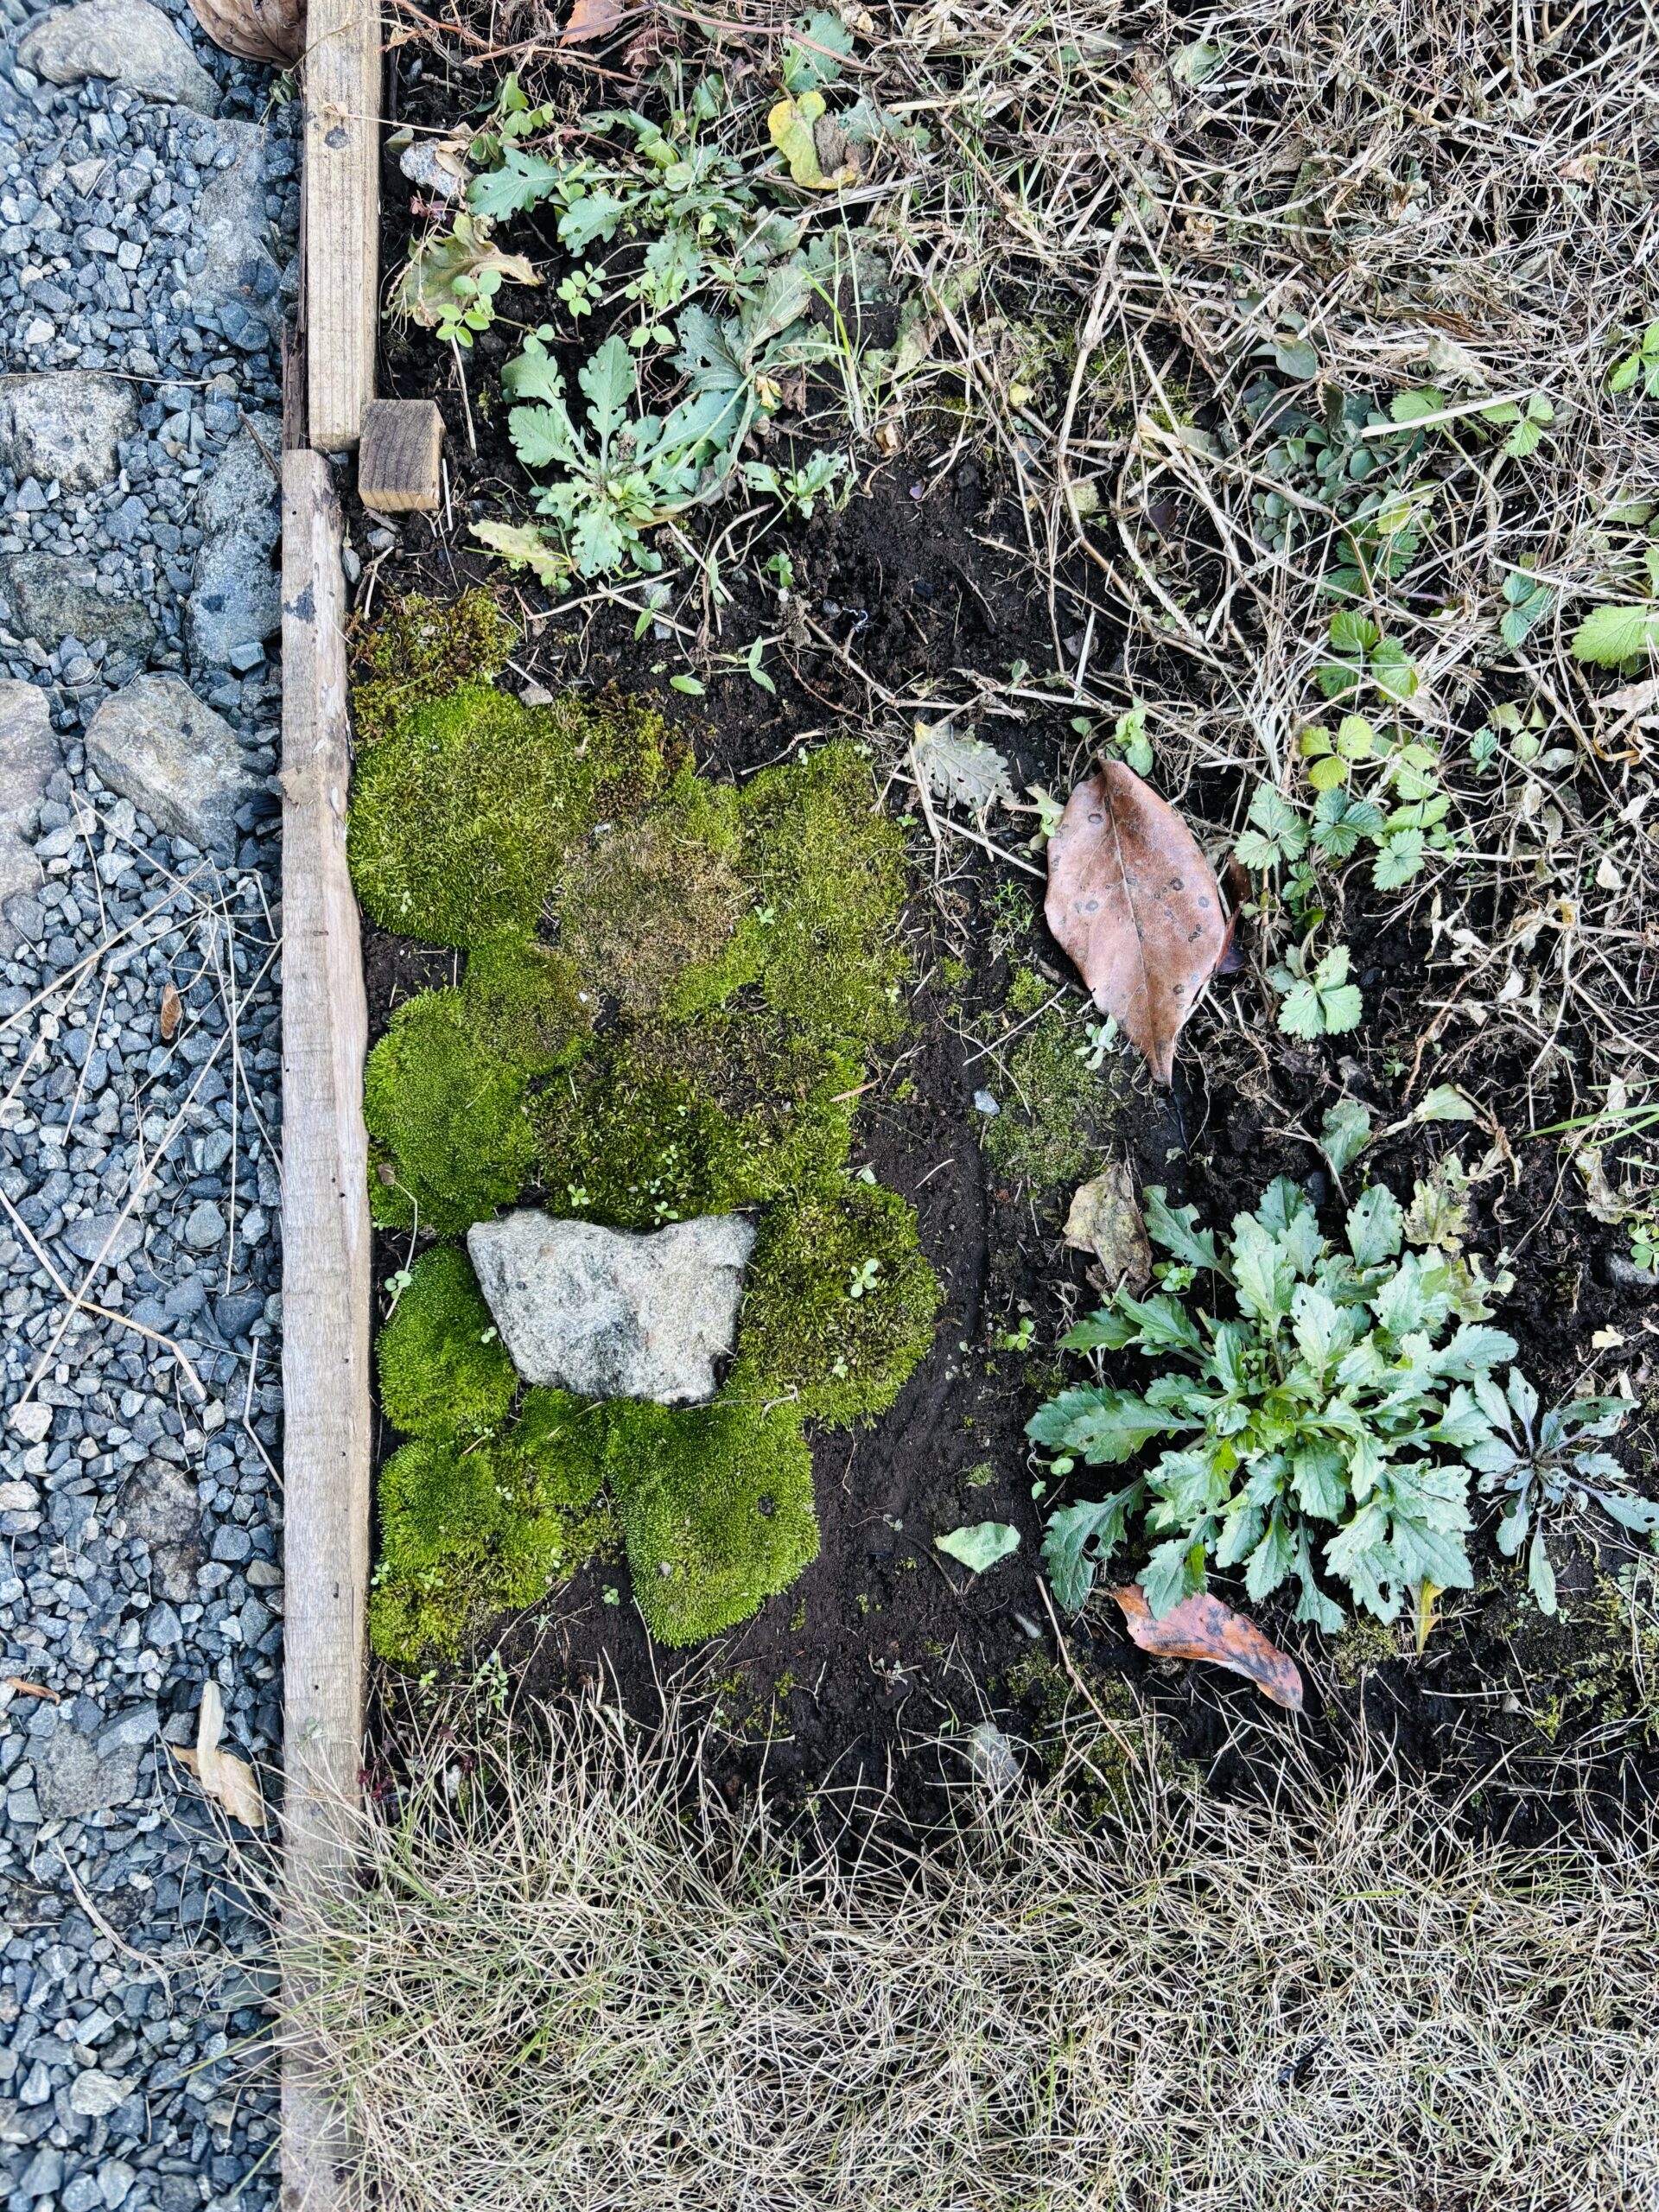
[279,1686,1659,2212]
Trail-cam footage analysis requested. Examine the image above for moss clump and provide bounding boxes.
[352,589,518,750]
[350,685,678,948]
[533,1010,859,1231]
[699,744,912,1045]
[982,995,1111,1193]
[358,690,938,1662]
[460,934,590,1073]
[731,1183,939,1423]
[378,1246,515,1440]
[608,1400,819,1646]
[556,773,745,1017]
[371,1388,613,1666]
[365,990,537,1234]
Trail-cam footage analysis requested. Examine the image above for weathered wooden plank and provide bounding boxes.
[278,447,372,2211]
[303,0,380,448]
[359,397,444,512]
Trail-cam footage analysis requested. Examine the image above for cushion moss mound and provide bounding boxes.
[350,665,941,1662]
[350,683,678,948]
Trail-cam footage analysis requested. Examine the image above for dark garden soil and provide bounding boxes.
[353,48,1659,1843]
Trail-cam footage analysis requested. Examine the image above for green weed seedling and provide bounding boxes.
[1468,1373,1650,1615]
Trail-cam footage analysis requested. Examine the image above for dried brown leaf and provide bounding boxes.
[172,1681,266,1829]
[188,0,302,65]
[1062,1160,1152,1292]
[1110,1584,1304,1711]
[1045,763,1226,1084]
[159,982,181,1042]
[562,0,624,41]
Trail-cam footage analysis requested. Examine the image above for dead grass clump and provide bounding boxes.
[279,1692,1659,2212]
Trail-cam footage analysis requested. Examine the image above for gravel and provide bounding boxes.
[0,0,295,2202]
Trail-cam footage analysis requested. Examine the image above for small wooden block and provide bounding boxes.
[358,400,445,512]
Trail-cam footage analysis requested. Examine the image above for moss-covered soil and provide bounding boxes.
[344,34,1659,1840]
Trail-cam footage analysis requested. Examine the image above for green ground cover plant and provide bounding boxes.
[396,29,925,588]
[1033,1166,1653,1634]
[353,662,939,1660]
[1032,1176,1522,1627]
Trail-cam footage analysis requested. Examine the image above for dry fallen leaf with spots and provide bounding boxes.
[1110,1584,1305,1711]
[562,0,623,40]
[1063,1160,1152,1294]
[188,0,302,64]
[171,1681,266,1830]
[1046,763,1227,1084]
[159,982,181,1042]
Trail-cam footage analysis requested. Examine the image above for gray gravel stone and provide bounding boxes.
[0,372,136,491]
[194,122,282,332]
[118,1459,199,1547]
[84,673,257,852]
[17,0,220,113]
[0,552,157,658]
[184,1197,226,1248]
[0,678,60,955]
[467,1210,759,1403]
[9,1400,54,1444]
[35,1725,143,1819]
[62,1213,144,1265]
[188,418,281,667]
[67,2068,131,2119]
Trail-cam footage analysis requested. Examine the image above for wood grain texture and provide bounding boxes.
[303,0,379,448]
[279,448,371,2210]
[359,397,444,511]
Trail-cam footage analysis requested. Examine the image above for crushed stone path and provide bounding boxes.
[0,3,294,2207]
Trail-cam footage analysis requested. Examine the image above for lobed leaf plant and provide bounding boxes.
[1031,1177,1518,1629]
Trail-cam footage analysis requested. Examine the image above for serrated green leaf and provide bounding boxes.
[1041,1486,1142,1611]
[1573,602,1659,667]
[1348,1184,1403,1267]
[1319,1098,1373,1175]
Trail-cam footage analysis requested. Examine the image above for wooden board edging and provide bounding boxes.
[278,448,372,2210]
[302,0,380,448]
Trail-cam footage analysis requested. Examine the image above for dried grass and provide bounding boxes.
[278,1686,1659,2212]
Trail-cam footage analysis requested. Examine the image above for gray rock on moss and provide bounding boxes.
[467,1210,758,1405]
[0,372,136,492]
[0,679,61,956]
[85,673,257,853]
[17,0,220,114]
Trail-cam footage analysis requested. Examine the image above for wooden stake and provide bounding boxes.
[279,448,372,2209]
[303,0,380,448]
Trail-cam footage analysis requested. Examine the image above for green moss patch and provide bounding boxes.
[981,973,1116,1193]
[556,772,746,1018]
[351,588,519,750]
[732,1183,939,1425]
[350,684,678,949]
[365,990,537,1235]
[378,1246,516,1440]
[607,1400,819,1647]
[533,1010,860,1232]
[351,662,940,1664]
